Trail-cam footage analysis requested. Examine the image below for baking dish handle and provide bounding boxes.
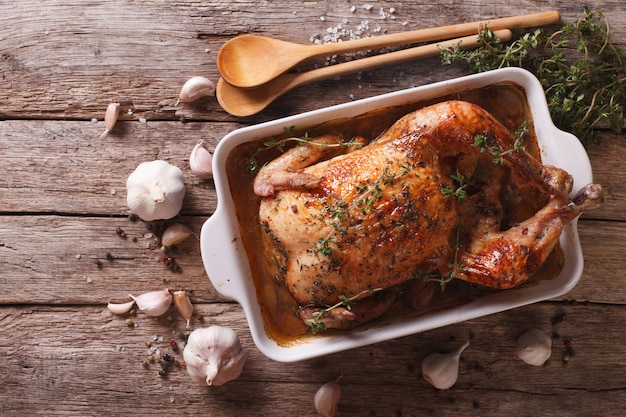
[199,207,252,303]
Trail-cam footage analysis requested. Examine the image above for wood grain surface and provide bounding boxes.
[1,1,625,416]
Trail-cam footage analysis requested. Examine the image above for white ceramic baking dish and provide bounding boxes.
[200,67,592,362]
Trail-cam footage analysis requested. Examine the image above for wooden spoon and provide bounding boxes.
[217,11,559,88]
[217,30,512,117]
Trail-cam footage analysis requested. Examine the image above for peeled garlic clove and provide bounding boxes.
[126,160,186,221]
[161,223,194,248]
[107,299,135,315]
[100,102,120,138]
[183,326,247,386]
[189,141,213,179]
[129,289,172,317]
[177,76,215,104]
[421,340,469,390]
[516,328,552,366]
[173,290,193,328]
[314,377,342,417]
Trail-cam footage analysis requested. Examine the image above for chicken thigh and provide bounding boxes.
[255,100,602,328]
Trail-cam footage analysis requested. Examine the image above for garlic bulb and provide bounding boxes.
[177,76,215,105]
[129,288,172,317]
[173,290,193,328]
[189,141,213,179]
[314,376,342,417]
[516,328,552,366]
[421,340,469,390]
[126,160,186,221]
[183,326,247,386]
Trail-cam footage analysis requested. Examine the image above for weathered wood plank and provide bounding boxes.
[0,120,236,215]
[0,215,220,304]
[0,216,623,306]
[1,123,624,219]
[1,302,625,417]
[2,1,625,122]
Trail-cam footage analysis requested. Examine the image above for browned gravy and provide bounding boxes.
[225,83,564,345]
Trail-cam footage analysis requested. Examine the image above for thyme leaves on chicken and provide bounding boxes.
[316,236,337,257]
[246,128,362,174]
[472,120,533,165]
[441,170,474,201]
[306,287,384,333]
[439,6,626,143]
[414,225,466,291]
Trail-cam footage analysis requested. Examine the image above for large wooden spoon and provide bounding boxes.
[217,30,512,117]
[217,11,559,88]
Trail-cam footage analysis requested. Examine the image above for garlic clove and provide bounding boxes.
[182,326,247,386]
[177,76,215,105]
[314,376,342,417]
[189,141,214,179]
[129,289,172,317]
[516,328,552,366]
[161,223,194,249]
[421,340,470,390]
[100,102,120,138]
[126,160,186,221]
[173,290,193,328]
[107,299,135,315]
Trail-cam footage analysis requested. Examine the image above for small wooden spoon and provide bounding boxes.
[217,30,512,117]
[217,11,559,88]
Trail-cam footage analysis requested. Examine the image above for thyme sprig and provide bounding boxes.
[441,170,474,201]
[472,120,533,165]
[246,128,361,174]
[306,287,384,333]
[439,6,626,143]
[415,225,466,291]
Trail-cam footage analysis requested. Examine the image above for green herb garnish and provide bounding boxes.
[440,6,625,143]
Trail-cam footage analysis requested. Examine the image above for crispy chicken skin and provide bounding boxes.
[255,100,602,323]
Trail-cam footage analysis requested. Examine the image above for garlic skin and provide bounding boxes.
[183,326,247,386]
[129,289,172,317]
[107,299,135,315]
[177,76,215,104]
[516,328,552,366]
[161,223,194,249]
[314,377,342,417]
[421,340,469,390]
[100,102,120,138]
[189,141,213,179]
[126,160,186,221]
[173,290,193,328]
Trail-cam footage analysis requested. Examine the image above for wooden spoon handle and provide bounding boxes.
[311,11,559,57]
[295,29,513,87]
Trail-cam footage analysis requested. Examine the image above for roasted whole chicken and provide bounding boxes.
[254,100,603,330]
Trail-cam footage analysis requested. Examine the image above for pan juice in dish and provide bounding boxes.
[226,83,565,344]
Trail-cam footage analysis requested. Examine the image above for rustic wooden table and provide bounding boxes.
[1,1,625,416]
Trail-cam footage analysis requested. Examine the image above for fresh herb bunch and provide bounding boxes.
[440,6,625,143]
